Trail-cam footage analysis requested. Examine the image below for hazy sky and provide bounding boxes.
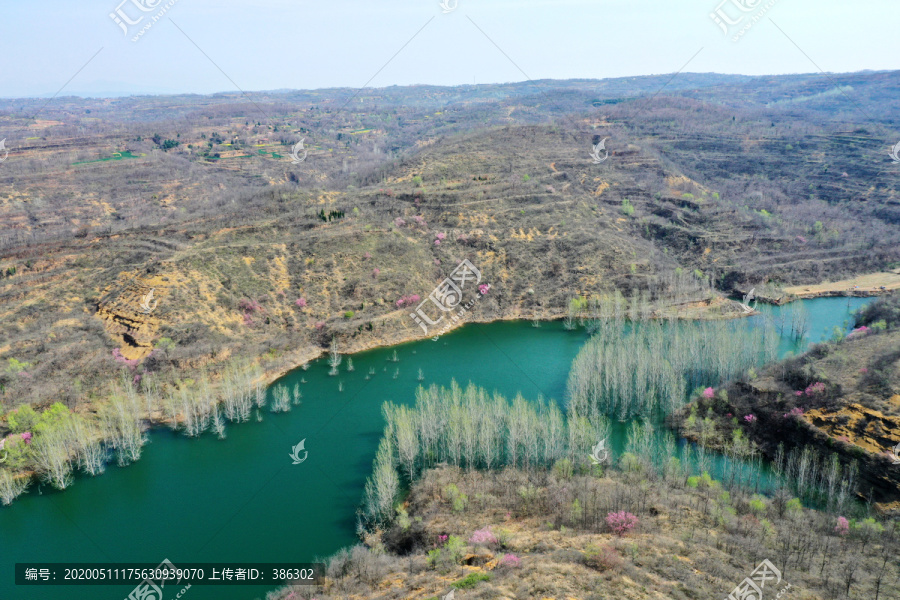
[0,0,897,98]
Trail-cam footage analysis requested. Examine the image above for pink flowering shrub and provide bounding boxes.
[412,216,426,226]
[743,414,758,424]
[434,239,441,246]
[469,527,498,545]
[315,321,325,330]
[363,252,372,259]
[859,367,868,374]
[112,348,139,369]
[796,235,807,244]
[605,511,638,536]
[393,217,406,227]
[372,268,380,278]
[238,298,261,313]
[783,407,804,418]
[21,432,32,444]
[295,297,307,308]
[799,382,825,397]
[396,294,421,308]
[702,387,715,399]
[499,554,521,568]
[835,516,849,536]
[848,326,869,337]
[435,232,446,241]
[239,298,263,326]
[478,284,490,295]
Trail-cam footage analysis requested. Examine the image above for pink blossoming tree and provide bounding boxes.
[396,294,421,308]
[469,527,498,546]
[605,511,638,536]
[835,516,849,536]
[499,554,520,568]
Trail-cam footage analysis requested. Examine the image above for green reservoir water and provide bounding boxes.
[0,297,873,600]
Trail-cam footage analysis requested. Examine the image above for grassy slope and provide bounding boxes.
[269,466,898,600]
[0,124,728,413]
[2,72,900,421]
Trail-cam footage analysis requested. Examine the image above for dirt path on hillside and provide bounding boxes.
[784,270,900,298]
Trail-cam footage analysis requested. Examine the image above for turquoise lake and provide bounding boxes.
[0,297,873,600]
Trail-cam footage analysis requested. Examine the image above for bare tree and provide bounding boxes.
[329,337,342,376]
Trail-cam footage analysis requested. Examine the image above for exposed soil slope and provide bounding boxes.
[268,466,898,600]
[676,323,900,513]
